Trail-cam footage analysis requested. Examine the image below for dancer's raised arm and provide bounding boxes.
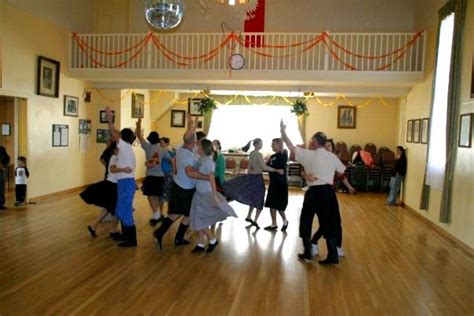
[280,119,295,152]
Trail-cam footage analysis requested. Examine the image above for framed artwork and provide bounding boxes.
[197,120,203,129]
[406,120,413,143]
[132,93,144,118]
[84,91,92,103]
[36,56,60,98]
[52,124,69,147]
[337,106,356,129]
[100,110,115,123]
[421,118,429,144]
[413,119,421,143]
[171,110,185,127]
[188,98,203,116]
[79,119,92,134]
[1,123,10,136]
[96,129,111,143]
[64,95,79,117]
[458,113,473,148]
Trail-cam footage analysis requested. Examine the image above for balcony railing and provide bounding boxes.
[70,31,425,72]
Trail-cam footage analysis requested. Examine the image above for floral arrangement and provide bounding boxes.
[291,99,309,117]
[199,97,217,114]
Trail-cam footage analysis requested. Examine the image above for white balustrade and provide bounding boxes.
[70,32,425,72]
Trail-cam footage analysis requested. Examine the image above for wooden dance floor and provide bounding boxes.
[0,190,472,315]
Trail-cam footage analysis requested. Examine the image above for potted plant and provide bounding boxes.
[199,97,217,115]
[291,99,309,117]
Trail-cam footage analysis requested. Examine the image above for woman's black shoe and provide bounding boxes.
[191,245,206,253]
[87,226,97,237]
[264,225,278,231]
[149,217,163,226]
[250,220,260,229]
[206,240,219,253]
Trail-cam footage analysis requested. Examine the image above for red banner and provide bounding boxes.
[244,0,265,47]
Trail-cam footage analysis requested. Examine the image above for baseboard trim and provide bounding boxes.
[403,204,474,259]
[29,178,145,204]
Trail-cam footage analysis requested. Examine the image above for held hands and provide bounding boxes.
[303,172,318,182]
[275,169,284,175]
[122,167,133,174]
[136,118,142,129]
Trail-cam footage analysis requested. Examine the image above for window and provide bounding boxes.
[426,13,455,190]
[207,105,303,154]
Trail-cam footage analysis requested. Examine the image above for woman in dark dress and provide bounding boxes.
[223,138,284,229]
[386,146,407,206]
[80,142,122,240]
[263,138,289,231]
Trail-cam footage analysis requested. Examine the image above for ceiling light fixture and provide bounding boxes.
[144,0,185,31]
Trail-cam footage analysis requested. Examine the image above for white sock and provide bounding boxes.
[197,243,205,248]
[152,212,161,220]
[209,238,217,245]
[312,244,319,256]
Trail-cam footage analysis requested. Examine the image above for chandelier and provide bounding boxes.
[144,0,185,31]
[217,0,259,19]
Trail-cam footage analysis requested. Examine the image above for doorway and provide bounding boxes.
[0,96,28,193]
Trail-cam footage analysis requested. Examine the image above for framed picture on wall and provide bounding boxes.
[188,98,203,116]
[337,105,356,129]
[79,119,91,134]
[413,119,421,143]
[421,118,429,144]
[100,110,115,123]
[36,56,60,98]
[1,123,10,136]
[52,124,68,147]
[171,110,185,127]
[132,93,144,118]
[458,113,473,148]
[406,120,413,143]
[64,95,79,117]
[96,129,111,143]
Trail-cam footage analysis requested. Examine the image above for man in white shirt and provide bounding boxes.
[105,106,137,247]
[280,120,345,264]
[153,115,210,249]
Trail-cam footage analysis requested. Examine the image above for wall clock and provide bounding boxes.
[229,53,245,70]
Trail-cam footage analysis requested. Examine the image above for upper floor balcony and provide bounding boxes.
[69,31,426,95]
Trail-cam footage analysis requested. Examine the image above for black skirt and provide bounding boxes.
[142,176,164,197]
[168,181,195,216]
[264,180,288,211]
[80,180,117,214]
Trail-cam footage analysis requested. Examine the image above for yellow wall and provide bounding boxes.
[401,0,474,248]
[0,3,149,199]
[154,94,400,151]
[305,97,400,149]
[154,95,190,147]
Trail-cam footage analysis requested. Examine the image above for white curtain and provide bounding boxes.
[426,13,455,190]
[207,105,303,154]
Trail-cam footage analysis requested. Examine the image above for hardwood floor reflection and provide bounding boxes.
[0,190,472,315]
